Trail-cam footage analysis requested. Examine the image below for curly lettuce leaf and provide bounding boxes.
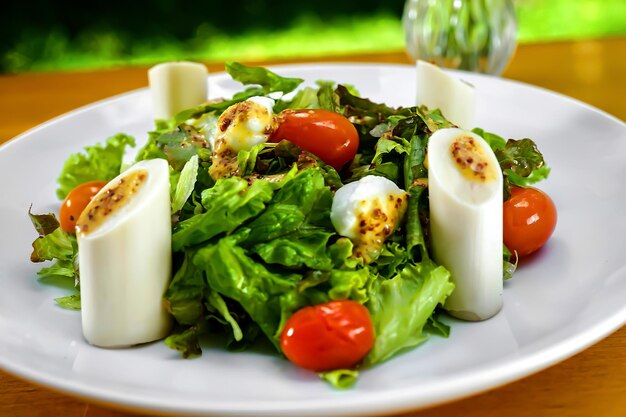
[472,129,550,198]
[496,138,550,182]
[172,177,274,250]
[337,85,398,122]
[225,62,304,95]
[165,323,207,358]
[244,170,335,271]
[365,261,454,365]
[252,230,335,270]
[29,211,79,306]
[193,236,301,347]
[471,127,506,151]
[56,133,135,199]
[29,212,76,264]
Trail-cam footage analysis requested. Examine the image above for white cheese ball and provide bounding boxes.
[331,175,408,261]
[216,96,275,153]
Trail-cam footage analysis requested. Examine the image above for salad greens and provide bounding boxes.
[56,133,135,199]
[28,62,550,389]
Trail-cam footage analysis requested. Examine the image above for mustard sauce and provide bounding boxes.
[449,136,497,182]
[353,192,409,263]
[76,169,149,235]
[209,138,239,180]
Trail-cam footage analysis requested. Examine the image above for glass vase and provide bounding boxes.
[403,0,517,75]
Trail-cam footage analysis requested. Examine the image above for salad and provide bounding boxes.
[28,61,556,388]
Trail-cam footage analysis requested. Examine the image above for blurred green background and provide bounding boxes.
[1,0,625,73]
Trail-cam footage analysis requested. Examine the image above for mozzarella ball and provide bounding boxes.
[216,96,276,153]
[331,175,408,262]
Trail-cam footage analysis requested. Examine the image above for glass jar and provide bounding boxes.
[403,0,517,75]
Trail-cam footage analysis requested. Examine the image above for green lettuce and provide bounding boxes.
[503,244,518,281]
[28,211,80,309]
[164,252,206,325]
[171,155,199,213]
[29,211,77,278]
[165,322,206,358]
[55,294,81,310]
[172,177,274,250]
[365,261,454,365]
[193,236,301,347]
[472,128,550,199]
[225,62,304,95]
[319,369,359,390]
[56,133,135,199]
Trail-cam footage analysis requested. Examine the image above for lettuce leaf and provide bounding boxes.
[225,62,304,95]
[471,127,506,151]
[171,155,199,213]
[28,211,80,308]
[172,177,274,251]
[164,323,206,358]
[55,294,81,310]
[164,252,206,325]
[193,236,301,347]
[29,212,76,265]
[252,230,335,270]
[472,128,550,198]
[319,369,359,389]
[56,133,135,199]
[365,261,454,365]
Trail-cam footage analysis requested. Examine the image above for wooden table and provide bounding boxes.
[1,37,625,417]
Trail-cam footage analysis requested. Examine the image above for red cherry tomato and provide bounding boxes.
[280,300,374,372]
[270,109,359,170]
[503,186,557,257]
[59,181,107,232]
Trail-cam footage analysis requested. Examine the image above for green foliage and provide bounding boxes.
[3,1,625,73]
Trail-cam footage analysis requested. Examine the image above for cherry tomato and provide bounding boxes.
[280,300,374,372]
[503,186,557,257]
[59,181,107,232]
[270,109,359,170]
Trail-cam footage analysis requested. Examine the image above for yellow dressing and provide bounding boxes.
[352,192,409,263]
[449,135,497,182]
[76,169,149,235]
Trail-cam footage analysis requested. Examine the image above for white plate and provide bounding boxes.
[0,64,625,416]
